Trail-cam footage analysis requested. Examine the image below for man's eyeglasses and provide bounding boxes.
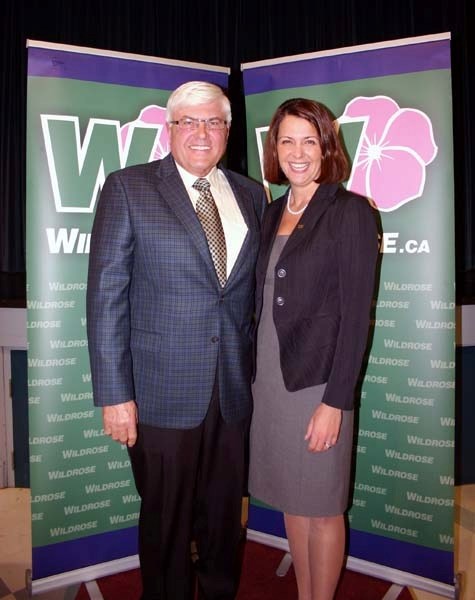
[168,117,228,131]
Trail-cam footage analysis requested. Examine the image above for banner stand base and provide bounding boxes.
[247,529,456,599]
[31,555,139,596]
[31,532,457,598]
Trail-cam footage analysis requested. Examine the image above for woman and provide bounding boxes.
[249,98,379,600]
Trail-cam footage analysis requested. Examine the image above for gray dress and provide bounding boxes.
[249,235,354,517]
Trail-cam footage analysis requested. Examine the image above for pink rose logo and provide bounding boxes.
[339,96,438,211]
[120,105,170,161]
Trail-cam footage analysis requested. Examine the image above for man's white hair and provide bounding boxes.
[166,81,232,123]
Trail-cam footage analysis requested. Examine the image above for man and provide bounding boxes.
[86,81,266,599]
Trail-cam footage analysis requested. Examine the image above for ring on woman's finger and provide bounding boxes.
[324,441,331,449]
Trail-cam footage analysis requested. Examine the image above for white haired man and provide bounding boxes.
[87,81,266,599]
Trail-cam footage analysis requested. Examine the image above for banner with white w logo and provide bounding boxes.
[26,40,229,591]
[242,33,455,597]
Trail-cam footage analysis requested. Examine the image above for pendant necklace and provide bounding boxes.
[286,190,308,215]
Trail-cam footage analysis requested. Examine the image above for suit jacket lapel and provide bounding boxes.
[217,168,256,285]
[154,154,216,275]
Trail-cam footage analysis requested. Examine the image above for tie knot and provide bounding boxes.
[193,178,211,193]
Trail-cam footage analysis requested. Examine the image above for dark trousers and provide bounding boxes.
[128,383,247,600]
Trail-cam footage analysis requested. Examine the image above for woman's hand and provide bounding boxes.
[304,403,342,452]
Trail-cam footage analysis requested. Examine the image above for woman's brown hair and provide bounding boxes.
[263,98,349,185]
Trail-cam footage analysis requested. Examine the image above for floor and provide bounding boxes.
[0,485,473,599]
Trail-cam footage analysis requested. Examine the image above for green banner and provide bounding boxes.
[243,34,455,587]
[26,40,229,581]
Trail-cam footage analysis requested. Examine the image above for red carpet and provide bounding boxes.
[75,540,413,599]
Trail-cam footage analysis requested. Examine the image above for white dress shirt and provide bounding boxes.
[176,162,248,277]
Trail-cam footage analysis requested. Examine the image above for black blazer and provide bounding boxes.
[254,183,379,410]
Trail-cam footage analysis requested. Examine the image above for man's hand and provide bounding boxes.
[103,401,138,447]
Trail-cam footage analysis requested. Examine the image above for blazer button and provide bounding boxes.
[277,268,287,278]
[276,296,285,306]
[211,336,219,343]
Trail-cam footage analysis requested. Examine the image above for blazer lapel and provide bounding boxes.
[279,183,339,259]
[258,196,285,278]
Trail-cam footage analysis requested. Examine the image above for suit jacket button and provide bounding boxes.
[211,336,219,343]
[276,296,285,306]
[277,268,286,278]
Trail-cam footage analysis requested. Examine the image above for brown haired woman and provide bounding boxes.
[249,98,379,600]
